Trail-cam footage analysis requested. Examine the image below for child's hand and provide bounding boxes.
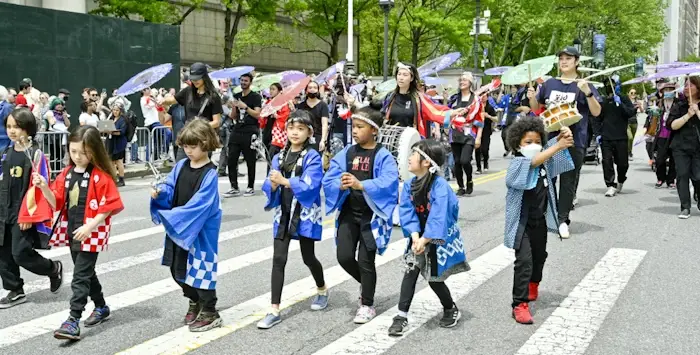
[150,188,160,199]
[269,170,287,187]
[341,173,362,191]
[412,238,430,255]
[19,223,32,231]
[32,173,47,188]
[556,128,574,150]
[73,225,92,242]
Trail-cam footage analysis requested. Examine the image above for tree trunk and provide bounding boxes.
[388,6,406,70]
[329,32,341,66]
[519,35,530,64]
[223,2,243,67]
[411,28,421,65]
[497,23,512,66]
[546,30,557,55]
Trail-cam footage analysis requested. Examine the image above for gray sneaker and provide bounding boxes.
[223,189,240,198]
[243,188,255,197]
[257,313,282,329]
[310,290,330,311]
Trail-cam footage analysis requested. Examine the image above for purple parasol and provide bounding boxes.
[317,61,345,84]
[484,66,513,76]
[116,63,173,96]
[623,64,700,85]
[423,77,448,86]
[418,52,461,77]
[209,66,255,80]
[652,62,694,70]
[279,70,306,87]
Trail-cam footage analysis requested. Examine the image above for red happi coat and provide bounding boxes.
[49,166,124,252]
[260,99,291,148]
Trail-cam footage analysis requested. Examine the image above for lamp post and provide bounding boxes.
[346,0,356,76]
[473,0,480,70]
[379,0,394,81]
[573,38,582,54]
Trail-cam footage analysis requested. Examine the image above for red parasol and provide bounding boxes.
[261,76,312,117]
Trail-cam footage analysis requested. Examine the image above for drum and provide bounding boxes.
[540,102,582,133]
[378,125,421,181]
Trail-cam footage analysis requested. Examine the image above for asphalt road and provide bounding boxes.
[1,129,698,355]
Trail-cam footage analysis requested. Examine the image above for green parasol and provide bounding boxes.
[232,73,283,94]
[501,62,553,85]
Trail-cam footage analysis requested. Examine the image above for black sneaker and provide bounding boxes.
[679,209,691,219]
[388,315,408,337]
[243,188,255,197]
[222,189,240,198]
[439,306,461,328]
[49,261,63,294]
[456,188,466,196]
[116,178,125,187]
[466,181,474,195]
[218,171,228,177]
[189,311,223,332]
[84,305,111,327]
[54,316,81,340]
[0,289,27,309]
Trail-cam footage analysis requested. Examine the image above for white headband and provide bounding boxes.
[412,147,440,174]
[351,114,380,129]
[397,62,411,70]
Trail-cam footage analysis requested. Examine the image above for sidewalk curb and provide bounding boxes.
[124,165,174,180]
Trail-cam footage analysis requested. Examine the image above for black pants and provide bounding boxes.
[646,141,655,161]
[228,132,257,190]
[673,148,700,211]
[336,214,377,306]
[0,224,54,292]
[558,146,584,224]
[656,138,676,184]
[601,140,629,187]
[170,268,218,312]
[475,133,492,171]
[451,142,474,189]
[512,218,548,307]
[501,126,510,153]
[271,237,325,304]
[69,250,106,318]
[398,266,454,313]
[267,145,282,176]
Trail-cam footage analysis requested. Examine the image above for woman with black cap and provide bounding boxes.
[160,62,223,161]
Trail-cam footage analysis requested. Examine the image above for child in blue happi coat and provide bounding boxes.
[150,119,223,332]
[388,139,469,336]
[258,110,328,329]
[322,106,399,324]
[504,117,574,325]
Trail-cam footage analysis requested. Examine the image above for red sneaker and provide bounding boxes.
[512,303,534,324]
[528,282,539,301]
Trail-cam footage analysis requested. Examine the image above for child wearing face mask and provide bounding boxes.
[504,117,574,325]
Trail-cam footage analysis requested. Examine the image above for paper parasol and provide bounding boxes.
[501,62,553,85]
[375,79,397,94]
[317,61,345,84]
[116,63,173,96]
[418,52,461,77]
[484,66,513,76]
[525,55,594,65]
[260,76,311,117]
[279,70,307,87]
[423,77,448,86]
[209,66,255,80]
[582,63,634,81]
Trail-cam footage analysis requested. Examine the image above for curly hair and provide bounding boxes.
[506,117,546,154]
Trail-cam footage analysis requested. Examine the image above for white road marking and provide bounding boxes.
[116,234,407,355]
[22,224,271,296]
[111,216,148,226]
[311,245,515,355]
[127,178,267,187]
[0,228,333,349]
[515,248,646,355]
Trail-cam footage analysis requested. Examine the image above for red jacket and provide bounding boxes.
[260,100,291,148]
[49,166,124,252]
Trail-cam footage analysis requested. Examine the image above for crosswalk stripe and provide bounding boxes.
[116,234,407,355]
[39,225,165,259]
[22,224,272,296]
[515,248,646,355]
[311,245,515,355]
[0,227,334,348]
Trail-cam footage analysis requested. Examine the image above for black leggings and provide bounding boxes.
[398,266,454,313]
[228,133,257,190]
[512,219,548,307]
[451,142,474,189]
[475,133,491,171]
[271,237,325,305]
[336,214,377,306]
[170,268,218,312]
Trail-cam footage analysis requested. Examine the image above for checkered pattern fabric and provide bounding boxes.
[185,248,218,290]
[50,216,112,252]
[271,126,287,148]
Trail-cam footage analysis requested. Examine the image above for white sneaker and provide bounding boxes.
[616,182,624,193]
[353,305,376,324]
[573,197,579,206]
[605,186,617,197]
[558,223,570,239]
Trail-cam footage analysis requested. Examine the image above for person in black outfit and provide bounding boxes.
[667,76,700,219]
[598,78,637,197]
[296,81,330,152]
[223,73,263,198]
[447,72,480,195]
[476,98,498,173]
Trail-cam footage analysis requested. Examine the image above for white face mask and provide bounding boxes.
[519,143,542,159]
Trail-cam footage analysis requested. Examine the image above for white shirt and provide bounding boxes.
[79,113,100,127]
[141,96,160,126]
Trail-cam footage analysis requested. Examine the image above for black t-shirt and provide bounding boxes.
[483,100,496,136]
[523,166,548,222]
[451,94,475,144]
[6,149,29,223]
[277,150,302,239]
[332,101,351,134]
[174,87,224,123]
[601,95,636,141]
[173,161,216,208]
[232,91,263,134]
[388,93,415,127]
[343,146,375,218]
[297,100,329,138]
[66,167,89,247]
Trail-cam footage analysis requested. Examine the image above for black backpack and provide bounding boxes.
[125,110,138,141]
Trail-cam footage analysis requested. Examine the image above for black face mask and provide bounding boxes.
[307,92,319,99]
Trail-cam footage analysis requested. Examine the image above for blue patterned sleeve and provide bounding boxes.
[506,158,537,190]
[544,137,575,177]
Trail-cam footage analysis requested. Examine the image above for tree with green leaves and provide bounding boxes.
[89,0,205,25]
[222,0,278,67]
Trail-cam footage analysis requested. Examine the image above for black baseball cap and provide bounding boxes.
[188,62,208,81]
[58,88,70,95]
[557,46,581,58]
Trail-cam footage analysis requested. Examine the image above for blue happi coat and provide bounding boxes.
[400,176,468,278]
[322,145,398,255]
[150,159,222,290]
[262,149,323,240]
[504,138,574,249]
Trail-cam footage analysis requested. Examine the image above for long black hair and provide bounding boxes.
[277,110,314,171]
[409,139,445,207]
[393,63,420,96]
[188,74,219,107]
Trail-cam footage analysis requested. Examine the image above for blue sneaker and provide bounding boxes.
[54,316,81,340]
[84,305,111,327]
[256,313,281,329]
[310,290,330,311]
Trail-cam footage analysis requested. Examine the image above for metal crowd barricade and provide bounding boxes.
[127,127,150,164]
[149,125,173,163]
[36,131,69,177]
